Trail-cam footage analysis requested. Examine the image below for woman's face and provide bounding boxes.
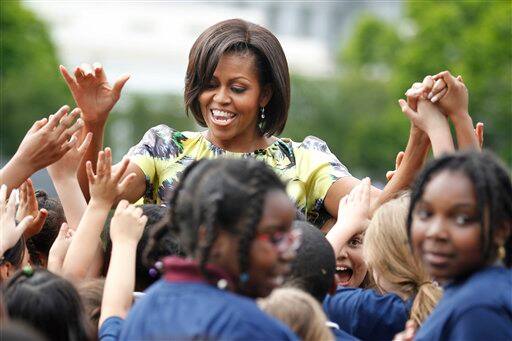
[411,171,484,283]
[335,233,368,287]
[244,190,297,298]
[198,52,271,150]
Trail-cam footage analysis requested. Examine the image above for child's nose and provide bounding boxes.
[425,217,449,240]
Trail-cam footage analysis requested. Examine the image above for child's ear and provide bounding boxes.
[494,220,511,245]
[0,262,12,281]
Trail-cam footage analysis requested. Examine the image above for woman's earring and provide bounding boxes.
[260,107,265,120]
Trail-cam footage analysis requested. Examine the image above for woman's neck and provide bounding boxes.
[203,130,276,153]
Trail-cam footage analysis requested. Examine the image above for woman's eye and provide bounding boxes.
[231,86,246,94]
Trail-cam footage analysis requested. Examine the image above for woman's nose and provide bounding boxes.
[213,87,231,105]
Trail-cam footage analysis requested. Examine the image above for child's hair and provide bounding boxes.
[0,238,26,272]
[258,287,334,341]
[29,190,66,265]
[76,278,105,335]
[285,220,335,303]
[104,204,183,291]
[144,158,285,282]
[0,320,46,341]
[407,151,512,267]
[364,194,442,326]
[2,267,92,340]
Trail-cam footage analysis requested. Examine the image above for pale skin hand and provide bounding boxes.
[0,106,84,193]
[16,179,48,239]
[47,132,93,179]
[99,200,147,327]
[47,223,74,275]
[326,178,371,257]
[62,148,136,280]
[386,151,404,182]
[393,320,418,341]
[399,98,455,157]
[0,185,33,255]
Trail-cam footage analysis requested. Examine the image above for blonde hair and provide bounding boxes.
[363,194,442,325]
[257,288,334,341]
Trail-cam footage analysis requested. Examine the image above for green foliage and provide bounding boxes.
[285,1,511,182]
[0,1,72,156]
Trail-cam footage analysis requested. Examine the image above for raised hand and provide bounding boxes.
[60,63,130,125]
[405,75,447,111]
[0,185,34,255]
[16,179,48,238]
[47,132,92,179]
[431,71,468,117]
[13,105,84,174]
[86,148,136,207]
[110,200,147,245]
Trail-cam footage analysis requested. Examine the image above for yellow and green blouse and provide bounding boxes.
[126,125,351,227]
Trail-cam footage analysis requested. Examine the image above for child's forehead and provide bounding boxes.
[422,170,477,204]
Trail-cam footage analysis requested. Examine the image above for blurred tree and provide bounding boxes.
[0,0,72,157]
[285,1,511,182]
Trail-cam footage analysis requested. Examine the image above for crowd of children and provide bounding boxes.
[1,18,511,341]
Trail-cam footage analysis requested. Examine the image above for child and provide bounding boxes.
[406,151,511,340]
[258,287,334,341]
[2,267,92,340]
[99,158,298,340]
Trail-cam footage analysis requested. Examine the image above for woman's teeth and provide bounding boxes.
[212,109,235,121]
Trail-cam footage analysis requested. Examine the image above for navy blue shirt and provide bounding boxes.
[416,266,512,341]
[323,287,412,341]
[99,257,298,340]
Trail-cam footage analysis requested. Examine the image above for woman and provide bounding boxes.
[60,19,428,227]
[99,158,299,339]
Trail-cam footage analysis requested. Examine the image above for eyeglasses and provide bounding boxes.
[256,228,302,257]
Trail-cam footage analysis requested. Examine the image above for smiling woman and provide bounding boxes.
[60,18,424,228]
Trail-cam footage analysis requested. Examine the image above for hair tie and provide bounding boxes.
[239,272,250,283]
[22,265,34,277]
[419,280,437,288]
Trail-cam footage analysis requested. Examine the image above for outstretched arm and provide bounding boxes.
[62,148,136,280]
[0,106,83,194]
[99,200,147,327]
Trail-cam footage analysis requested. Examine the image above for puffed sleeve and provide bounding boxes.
[125,124,182,203]
[295,136,350,224]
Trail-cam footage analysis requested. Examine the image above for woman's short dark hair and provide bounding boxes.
[3,268,92,340]
[407,151,512,267]
[185,18,290,136]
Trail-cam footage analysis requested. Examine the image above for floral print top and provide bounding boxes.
[126,124,351,227]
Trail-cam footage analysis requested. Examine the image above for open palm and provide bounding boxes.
[60,63,130,124]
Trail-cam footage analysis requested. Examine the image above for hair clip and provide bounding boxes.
[22,265,34,277]
[217,279,228,290]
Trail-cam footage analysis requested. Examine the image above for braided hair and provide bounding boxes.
[407,151,512,267]
[144,158,286,283]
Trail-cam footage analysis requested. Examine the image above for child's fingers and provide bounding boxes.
[59,65,79,91]
[27,118,48,134]
[6,189,17,217]
[432,70,458,88]
[55,107,81,135]
[398,99,417,121]
[138,215,148,228]
[93,62,106,79]
[0,184,7,209]
[18,181,27,205]
[386,170,395,181]
[96,150,106,177]
[395,151,405,170]
[26,179,38,210]
[421,75,434,95]
[77,132,93,154]
[86,160,96,183]
[133,206,143,218]
[104,147,112,176]
[456,75,464,83]
[115,199,130,214]
[46,105,70,131]
[361,177,371,207]
[59,134,79,154]
[15,215,34,237]
[431,88,448,103]
[427,78,446,100]
[475,122,484,148]
[57,117,84,146]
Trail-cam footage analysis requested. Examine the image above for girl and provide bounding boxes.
[2,267,92,340]
[99,158,299,340]
[61,19,431,228]
[407,151,511,340]
[324,181,441,340]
